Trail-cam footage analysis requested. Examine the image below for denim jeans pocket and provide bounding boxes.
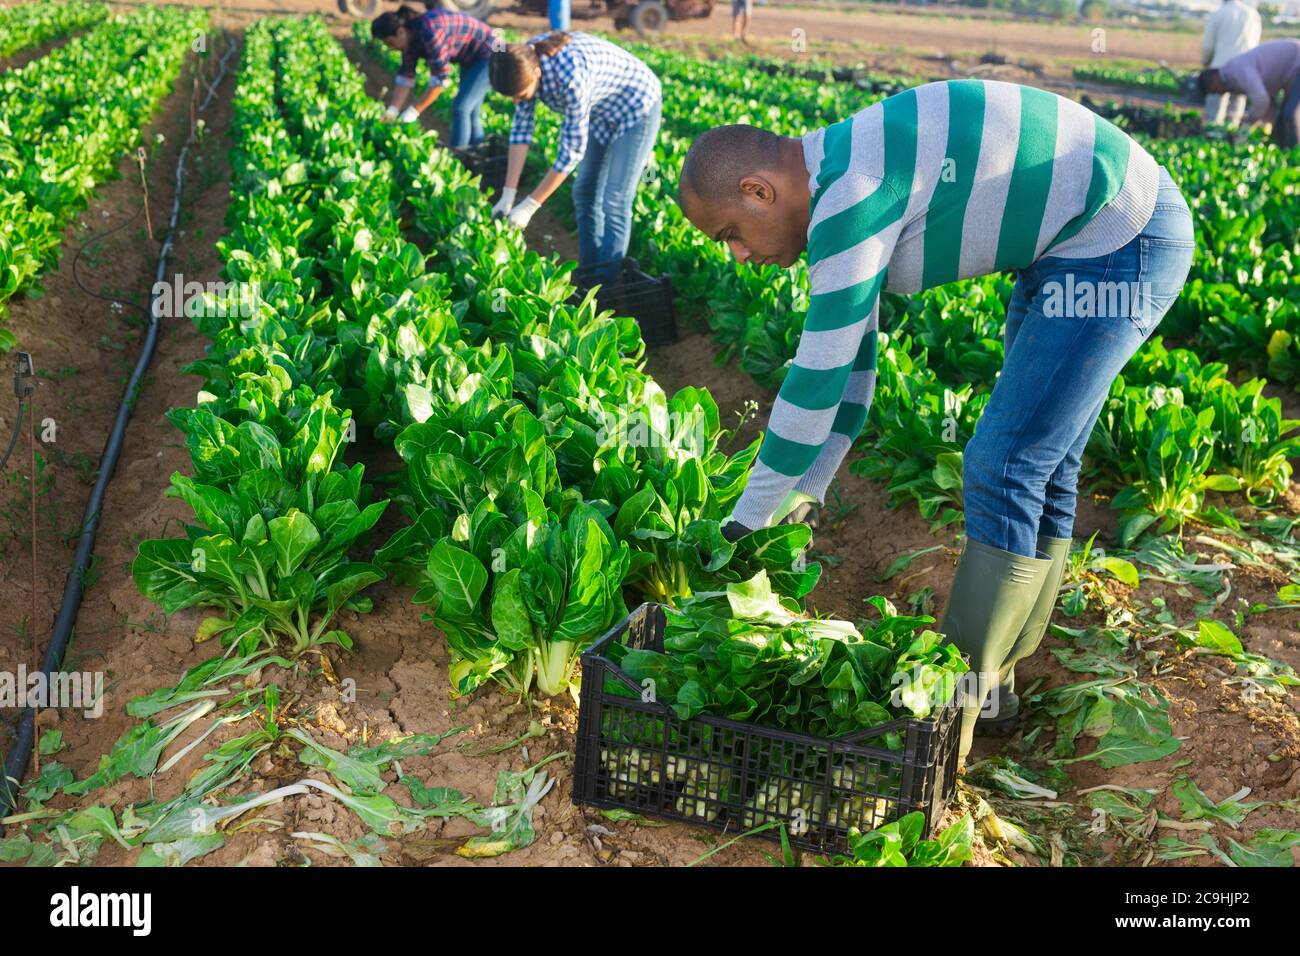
[1133,234,1195,336]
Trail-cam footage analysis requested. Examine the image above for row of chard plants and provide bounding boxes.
[363,27,1300,546]
[133,16,821,708]
[0,3,208,349]
[0,0,102,59]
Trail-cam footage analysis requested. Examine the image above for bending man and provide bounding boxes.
[679,81,1196,763]
[1199,38,1300,148]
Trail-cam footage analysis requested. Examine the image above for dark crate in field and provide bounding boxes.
[572,604,962,854]
[571,257,678,347]
[452,134,507,192]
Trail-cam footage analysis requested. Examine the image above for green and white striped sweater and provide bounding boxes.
[731,79,1160,530]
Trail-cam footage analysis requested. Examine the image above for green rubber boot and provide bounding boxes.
[939,538,1054,765]
[977,535,1073,736]
[998,535,1072,692]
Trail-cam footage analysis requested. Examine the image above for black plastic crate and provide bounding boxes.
[451,134,507,193]
[573,603,962,855]
[570,256,678,347]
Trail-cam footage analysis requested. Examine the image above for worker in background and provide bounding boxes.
[549,0,571,31]
[680,80,1196,766]
[1199,38,1300,147]
[1201,0,1262,127]
[488,32,662,285]
[371,5,495,148]
[733,0,753,44]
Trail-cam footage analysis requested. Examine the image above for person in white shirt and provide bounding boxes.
[1202,0,1262,126]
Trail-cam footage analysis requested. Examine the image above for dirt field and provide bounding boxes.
[0,6,1296,869]
[152,0,1209,63]
[139,0,1218,116]
[497,1,1203,65]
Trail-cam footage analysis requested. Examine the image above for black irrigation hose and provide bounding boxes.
[0,36,239,827]
[0,398,25,473]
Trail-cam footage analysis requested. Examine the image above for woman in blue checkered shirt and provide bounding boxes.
[489,32,663,285]
[371,5,496,148]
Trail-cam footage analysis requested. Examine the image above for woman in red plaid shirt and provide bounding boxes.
[371,5,496,148]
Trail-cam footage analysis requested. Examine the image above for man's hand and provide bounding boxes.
[382,104,400,122]
[773,490,820,529]
[398,105,421,124]
[780,501,820,530]
[721,520,751,543]
[491,187,517,219]
[507,196,541,229]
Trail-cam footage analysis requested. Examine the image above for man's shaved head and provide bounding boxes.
[680,125,786,206]
[677,124,812,270]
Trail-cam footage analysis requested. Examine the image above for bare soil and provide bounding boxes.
[495,4,1199,60]
[177,0,1208,65]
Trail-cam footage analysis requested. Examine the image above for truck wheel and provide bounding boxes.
[442,0,497,18]
[629,0,669,34]
[338,0,381,17]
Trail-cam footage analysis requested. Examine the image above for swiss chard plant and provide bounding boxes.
[131,399,387,654]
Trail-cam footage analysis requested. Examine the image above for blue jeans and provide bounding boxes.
[450,58,491,148]
[572,100,662,283]
[1277,69,1299,148]
[962,167,1196,558]
[548,0,571,30]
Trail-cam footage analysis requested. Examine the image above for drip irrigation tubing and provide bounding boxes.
[0,35,240,827]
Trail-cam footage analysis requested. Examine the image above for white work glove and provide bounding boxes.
[491,187,517,219]
[382,104,400,121]
[772,489,819,525]
[398,105,421,124]
[507,196,541,230]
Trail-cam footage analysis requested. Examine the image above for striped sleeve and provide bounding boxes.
[730,171,908,530]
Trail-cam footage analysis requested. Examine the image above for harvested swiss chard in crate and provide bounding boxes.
[572,572,966,853]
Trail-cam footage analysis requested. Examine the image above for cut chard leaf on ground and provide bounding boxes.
[1172,777,1266,829]
[1035,628,1182,770]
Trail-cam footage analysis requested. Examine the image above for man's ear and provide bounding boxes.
[739,174,776,206]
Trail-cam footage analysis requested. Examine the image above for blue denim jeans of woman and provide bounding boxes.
[572,100,662,284]
[449,57,491,148]
[961,166,1196,559]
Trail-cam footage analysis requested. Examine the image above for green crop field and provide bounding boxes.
[0,3,1296,881]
